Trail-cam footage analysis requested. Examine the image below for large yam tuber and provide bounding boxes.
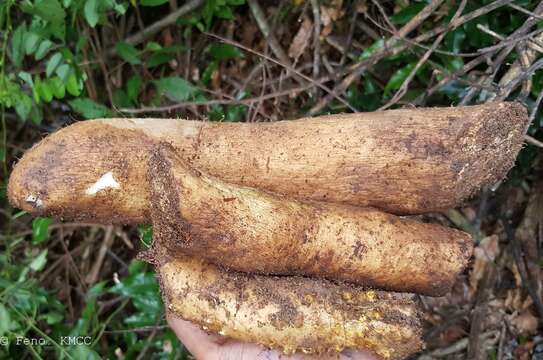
[147,143,471,296]
[157,254,424,359]
[8,102,528,222]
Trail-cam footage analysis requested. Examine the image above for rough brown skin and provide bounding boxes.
[157,255,424,359]
[8,102,528,222]
[147,143,472,296]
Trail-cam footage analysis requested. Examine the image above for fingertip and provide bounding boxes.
[166,312,221,359]
[341,349,380,360]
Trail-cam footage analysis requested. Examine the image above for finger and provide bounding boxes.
[216,340,379,360]
[166,312,221,359]
[167,313,379,360]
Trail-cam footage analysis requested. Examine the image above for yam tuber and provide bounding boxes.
[156,254,424,359]
[8,102,528,222]
[147,143,471,296]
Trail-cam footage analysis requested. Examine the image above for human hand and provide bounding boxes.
[167,312,379,360]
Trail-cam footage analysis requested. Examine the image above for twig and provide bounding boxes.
[525,135,543,148]
[498,57,543,99]
[0,222,106,239]
[309,0,513,114]
[108,0,204,56]
[85,225,115,285]
[135,316,162,360]
[497,2,543,89]
[380,0,466,110]
[247,0,291,67]
[120,81,326,113]
[477,27,543,54]
[340,3,360,66]
[204,32,357,112]
[508,2,543,20]
[357,18,380,41]
[371,0,398,34]
[419,331,498,359]
[310,0,321,87]
[467,256,498,359]
[308,0,445,115]
[58,226,88,293]
[503,217,543,321]
[497,322,506,360]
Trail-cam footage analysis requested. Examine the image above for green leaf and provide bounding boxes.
[138,225,153,248]
[0,303,19,336]
[29,250,48,272]
[46,52,63,77]
[30,105,44,125]
[32,217,53,244]
[33,0,66,23]
[36,79,54,103]
[109,268,162,326]
[67,345,101,360]
[390,3,425,25]
[226,104,247,122]
[112,89,132,108]
[23,32,40,55]
[444,28,466,54]
[44,311,64,325]
[384,62,416,97]
[141,0,168,6]
[154,77,197,102]
[65,73,82,96]
[69,98,112,119]
[208,43,242,61]
[48,77,65,99]
[144,41,162,52]
[35,39,53,60]
[116,41,141,65]
[443,56,463,72]
[11,24,26,67]
[84,0,100,27]
[531,69,543,97]
[55,63,71,81]
[126,75,142,102]
[146,52,174,67]
[216,5,234,19]
[202,60,218,85]
[15,95,33,122]
[359,38,384,61]
[18,71,34,87]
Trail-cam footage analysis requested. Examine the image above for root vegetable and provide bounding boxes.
[157,254,424,359]
[8,102,528,222]
[147,143,471,296]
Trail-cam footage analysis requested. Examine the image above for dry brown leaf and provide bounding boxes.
[211,67,220,90]
[505,288,525,312]
[320,0,344,37]
[511,311,539,335]
[470,235,500,291]
[288,16,313,61]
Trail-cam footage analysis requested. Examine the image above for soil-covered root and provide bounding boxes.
[148,143,472,296]
[157,255,424,359]
[7,102,529,222]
